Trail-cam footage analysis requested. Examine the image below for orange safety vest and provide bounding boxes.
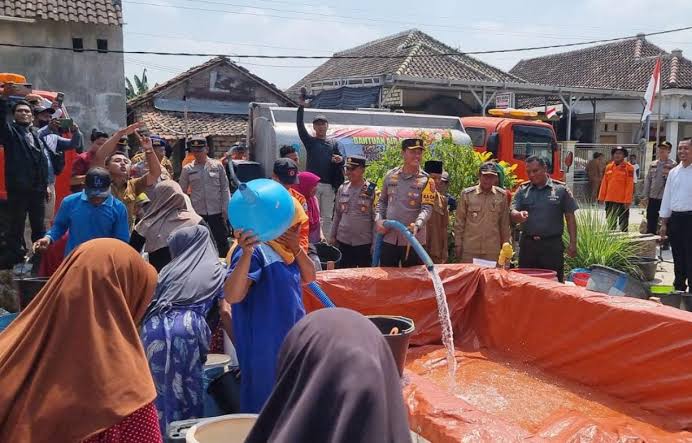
[598,161,635,204]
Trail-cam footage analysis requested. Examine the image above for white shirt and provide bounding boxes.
[659,162,692,218]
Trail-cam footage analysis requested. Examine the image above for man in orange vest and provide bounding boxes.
[598,146,635,232]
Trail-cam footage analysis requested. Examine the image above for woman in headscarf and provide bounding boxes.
[129,180,203,271]
[291,171,322,244]
[140,224,226,433]
[224,198,315,413]
[0,239,160,443]
[246,308,412,443]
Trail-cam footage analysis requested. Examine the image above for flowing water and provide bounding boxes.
[429,267,457,377]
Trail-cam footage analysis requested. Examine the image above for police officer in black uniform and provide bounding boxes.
[511,156,578,282]
[329,156,376,268]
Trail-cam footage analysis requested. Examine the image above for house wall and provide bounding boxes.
[154,63,291,105]
[0,19,126,134]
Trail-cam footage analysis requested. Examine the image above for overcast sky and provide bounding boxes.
[122,0,692,90]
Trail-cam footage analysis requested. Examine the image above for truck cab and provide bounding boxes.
[461,112,562,183]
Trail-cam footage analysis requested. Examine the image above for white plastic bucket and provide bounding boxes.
[186,414,258,443]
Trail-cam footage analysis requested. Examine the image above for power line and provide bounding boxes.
[123,0,619,39]
[3,26,692,59]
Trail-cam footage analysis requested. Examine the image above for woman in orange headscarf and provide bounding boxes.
[0,239,161,443]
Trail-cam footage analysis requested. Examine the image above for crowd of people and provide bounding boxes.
[1,83,691,441]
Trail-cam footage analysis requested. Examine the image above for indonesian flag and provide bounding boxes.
[545,107,558,119]
[641,57,661,122]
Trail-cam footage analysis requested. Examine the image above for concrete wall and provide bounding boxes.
[0,19,126,135]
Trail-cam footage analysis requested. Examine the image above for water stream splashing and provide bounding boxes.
[429,267,457,377]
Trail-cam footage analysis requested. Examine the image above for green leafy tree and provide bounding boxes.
[126,69,149,100]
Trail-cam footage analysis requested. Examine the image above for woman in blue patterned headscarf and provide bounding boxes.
[140,224,225,433]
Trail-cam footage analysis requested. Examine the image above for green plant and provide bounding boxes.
[126,69,149,100]
[364,133,517,197]
[563,206,642,278]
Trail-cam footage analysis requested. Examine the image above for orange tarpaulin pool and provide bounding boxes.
[304,265,692,442]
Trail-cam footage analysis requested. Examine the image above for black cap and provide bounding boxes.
[116,137,129,147]
[312,114,328,123]
[402,138,425,150]
[424,160,443,174]
[230,143,247,153]
[33,106,56,116]
[84,167,112,198]
[273,158,299,184]
[658,141,673,149]
[150,135,166,149]
[480,161,498,175]
[345,155,366,168]
[188,135,207,150]
[611,146,629,157]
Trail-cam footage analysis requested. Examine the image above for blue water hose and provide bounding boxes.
[371,220,435,270]
[307,281,336,308]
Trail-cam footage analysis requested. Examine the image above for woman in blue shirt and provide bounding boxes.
[224,201,315,413]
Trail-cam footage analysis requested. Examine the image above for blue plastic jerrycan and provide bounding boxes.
[228,179,295,242]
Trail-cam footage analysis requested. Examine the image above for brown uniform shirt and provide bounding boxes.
[111,176,146,230]
[375,166,434,246]
[455,185,510,263]
[425,192,449,264]
[331,180,376,246]
[642,158,677,200]
[179,157,230,217]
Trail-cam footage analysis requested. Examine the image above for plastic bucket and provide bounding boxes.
[185,414,258,443]
[587,265,649,299]
[203,354,231,417]
[0,311,18,332]
[12,277,48,309]
[631,257,657,281]
[681,294,692,313]
[367,315,415,377]
[314,242,342,268]
[659,292,683,309]
[510,268,558,281]
[573,272,590,287]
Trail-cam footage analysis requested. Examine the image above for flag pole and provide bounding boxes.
[655,56,663,145]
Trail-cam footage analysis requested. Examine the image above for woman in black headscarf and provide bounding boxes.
[245,308,412,443]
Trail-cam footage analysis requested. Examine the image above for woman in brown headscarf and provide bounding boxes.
[130,180,203,271]
[0,238,161,443]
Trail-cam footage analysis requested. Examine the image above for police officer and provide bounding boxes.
[511,156,578,282]
[329,156,376,268]
[455,162,511,264]
[375,138,434,267]
[179,135,231,257]
[424,160,449,264]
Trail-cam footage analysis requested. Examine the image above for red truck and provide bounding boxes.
[461,112,563,183]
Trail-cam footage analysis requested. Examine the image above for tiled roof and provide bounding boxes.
[128,56,295,108]
[1,0,123,26]
[286,29,523,96]
[510,37,692,90]
[136,106,247,139]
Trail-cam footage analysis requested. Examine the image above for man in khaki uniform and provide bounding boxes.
[330,156,376,268]
[455,162,510,263]
[424,160,449,264]
[376,138,434,267]
[179,135,231,257]
[585,152,605,201]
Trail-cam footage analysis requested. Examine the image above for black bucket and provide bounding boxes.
[314,242,342,269]
[13,277,48,309]
[659,291,683,309]
[367,315,415,377]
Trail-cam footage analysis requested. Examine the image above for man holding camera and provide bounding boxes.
[0,86,51,266]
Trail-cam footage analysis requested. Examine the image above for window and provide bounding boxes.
[96,39,108,53]
[465,127,486,147]
[72,38,84,52]
[512,125,555,172]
